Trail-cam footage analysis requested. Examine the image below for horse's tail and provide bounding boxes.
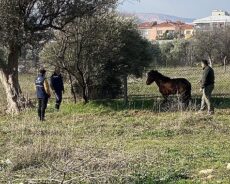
[186,81,192,100]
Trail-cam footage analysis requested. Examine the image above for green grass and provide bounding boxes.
[1,66,230,183]
[0,66,229,112]
[1,99,230,183]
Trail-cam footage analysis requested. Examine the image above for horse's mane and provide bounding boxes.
[149,70,171,81]
[156,72,171,81]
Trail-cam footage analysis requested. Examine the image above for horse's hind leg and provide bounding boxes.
[162,95,168,104]
[181,91,191,110]
[159,95,169,111]
[161,95,170,109]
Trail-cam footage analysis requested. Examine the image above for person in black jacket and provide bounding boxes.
[35,69,51,121]
[50,67,64,110]
[199,59,215,115]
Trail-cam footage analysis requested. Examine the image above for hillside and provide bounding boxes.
[122,12,195,23]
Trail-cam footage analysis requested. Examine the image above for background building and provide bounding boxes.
[138,22,157,42]
[138,21,194,42]
[193,10,230,30]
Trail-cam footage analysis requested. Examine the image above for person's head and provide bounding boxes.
[55,67,60,74]
[39,68,46,76]
[201,59,209,68]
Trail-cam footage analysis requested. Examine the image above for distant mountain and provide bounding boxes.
[121,12,195,24]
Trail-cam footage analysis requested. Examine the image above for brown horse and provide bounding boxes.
[146,70,191,107]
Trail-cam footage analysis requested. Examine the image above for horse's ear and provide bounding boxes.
[149,70,157,74]
[147,70,153,74]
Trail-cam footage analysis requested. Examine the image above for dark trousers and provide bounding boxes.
[38,98,48,121]
[54,91,62,110]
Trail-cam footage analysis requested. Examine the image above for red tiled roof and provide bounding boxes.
[138,22,157,28]
[154,21,194,29]
[154,22,177,28]
[154,21,186,27]
[180,24,194,29]
[138,21,194,30]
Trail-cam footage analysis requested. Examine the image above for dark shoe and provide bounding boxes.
[55,104,60,110]
[40,117,46,121]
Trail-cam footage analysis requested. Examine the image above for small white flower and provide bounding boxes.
[199,169,213,175]
[5,159,13,165]
[227,163,230,170]
[157,97,161,101]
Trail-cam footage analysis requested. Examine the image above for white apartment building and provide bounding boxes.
[193,10,230,30]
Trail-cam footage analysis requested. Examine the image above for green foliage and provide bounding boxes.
[153,27,230,67]
[159,41,174,67]
[0,47,7,67]
[0,0,119,113]
[41,13,154,101]
[192,30,220,64]
[158,30,178,40]
[120,28,154,77]
[159,39,191,67]
[192,27,230,65]
[0,0,117,47]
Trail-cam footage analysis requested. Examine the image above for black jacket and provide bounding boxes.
[201,66,215,88]
[50,73,64,92]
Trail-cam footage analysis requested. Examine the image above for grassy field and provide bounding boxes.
[1,66,229,111]
[0,67,230,183]
[1,100,230,183]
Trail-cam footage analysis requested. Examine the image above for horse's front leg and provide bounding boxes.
[162,95,168,104]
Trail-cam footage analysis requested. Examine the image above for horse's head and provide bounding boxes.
[146,70,159,85]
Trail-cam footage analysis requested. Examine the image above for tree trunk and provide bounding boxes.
[0,44,21,114]
[68,74,77,103]
[0,68,20,114]
[223,56,227,73]
[75,64,89,104]
[123,75,128,106]
[82,85,88,103]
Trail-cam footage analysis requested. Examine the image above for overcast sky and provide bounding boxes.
[118,0,230,18]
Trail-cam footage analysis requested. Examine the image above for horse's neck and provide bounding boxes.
[155,79,165,87]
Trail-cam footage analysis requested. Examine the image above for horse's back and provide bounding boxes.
[172,78,191,87]
[171,78,191,95]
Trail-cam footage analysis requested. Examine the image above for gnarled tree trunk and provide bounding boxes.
[123,75,128,106]
[0,43,21,114]
[223,56,227,73]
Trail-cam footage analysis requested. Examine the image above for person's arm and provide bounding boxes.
[201,68,209,88]
[44,79,51,97]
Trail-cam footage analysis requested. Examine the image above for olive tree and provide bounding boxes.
[41,13,123,103]
[41,13,154,103]
[0,0,117,113]
[192,30,221,67]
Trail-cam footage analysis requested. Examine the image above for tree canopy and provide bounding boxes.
[0,0,118,113]
[41,13,154,102]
